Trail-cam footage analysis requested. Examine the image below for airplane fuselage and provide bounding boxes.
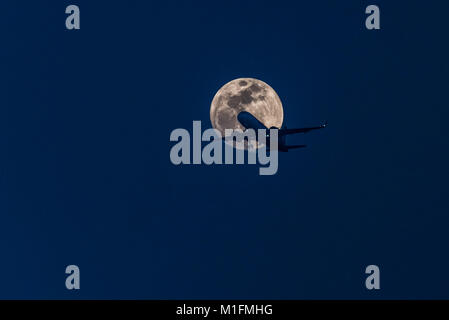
[237,111,326,152]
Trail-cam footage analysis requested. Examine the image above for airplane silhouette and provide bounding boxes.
[237,111,327,152]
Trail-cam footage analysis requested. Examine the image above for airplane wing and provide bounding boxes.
[279,121,327,135]
[286,144,307,149]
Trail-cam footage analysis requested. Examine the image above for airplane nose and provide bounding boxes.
[237,111,248,125]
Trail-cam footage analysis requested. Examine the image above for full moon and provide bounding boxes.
[210,78,284,148]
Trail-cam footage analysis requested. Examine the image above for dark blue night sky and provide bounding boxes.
[1,1,448,299]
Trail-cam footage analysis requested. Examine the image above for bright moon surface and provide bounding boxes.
[210,78,284,143]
